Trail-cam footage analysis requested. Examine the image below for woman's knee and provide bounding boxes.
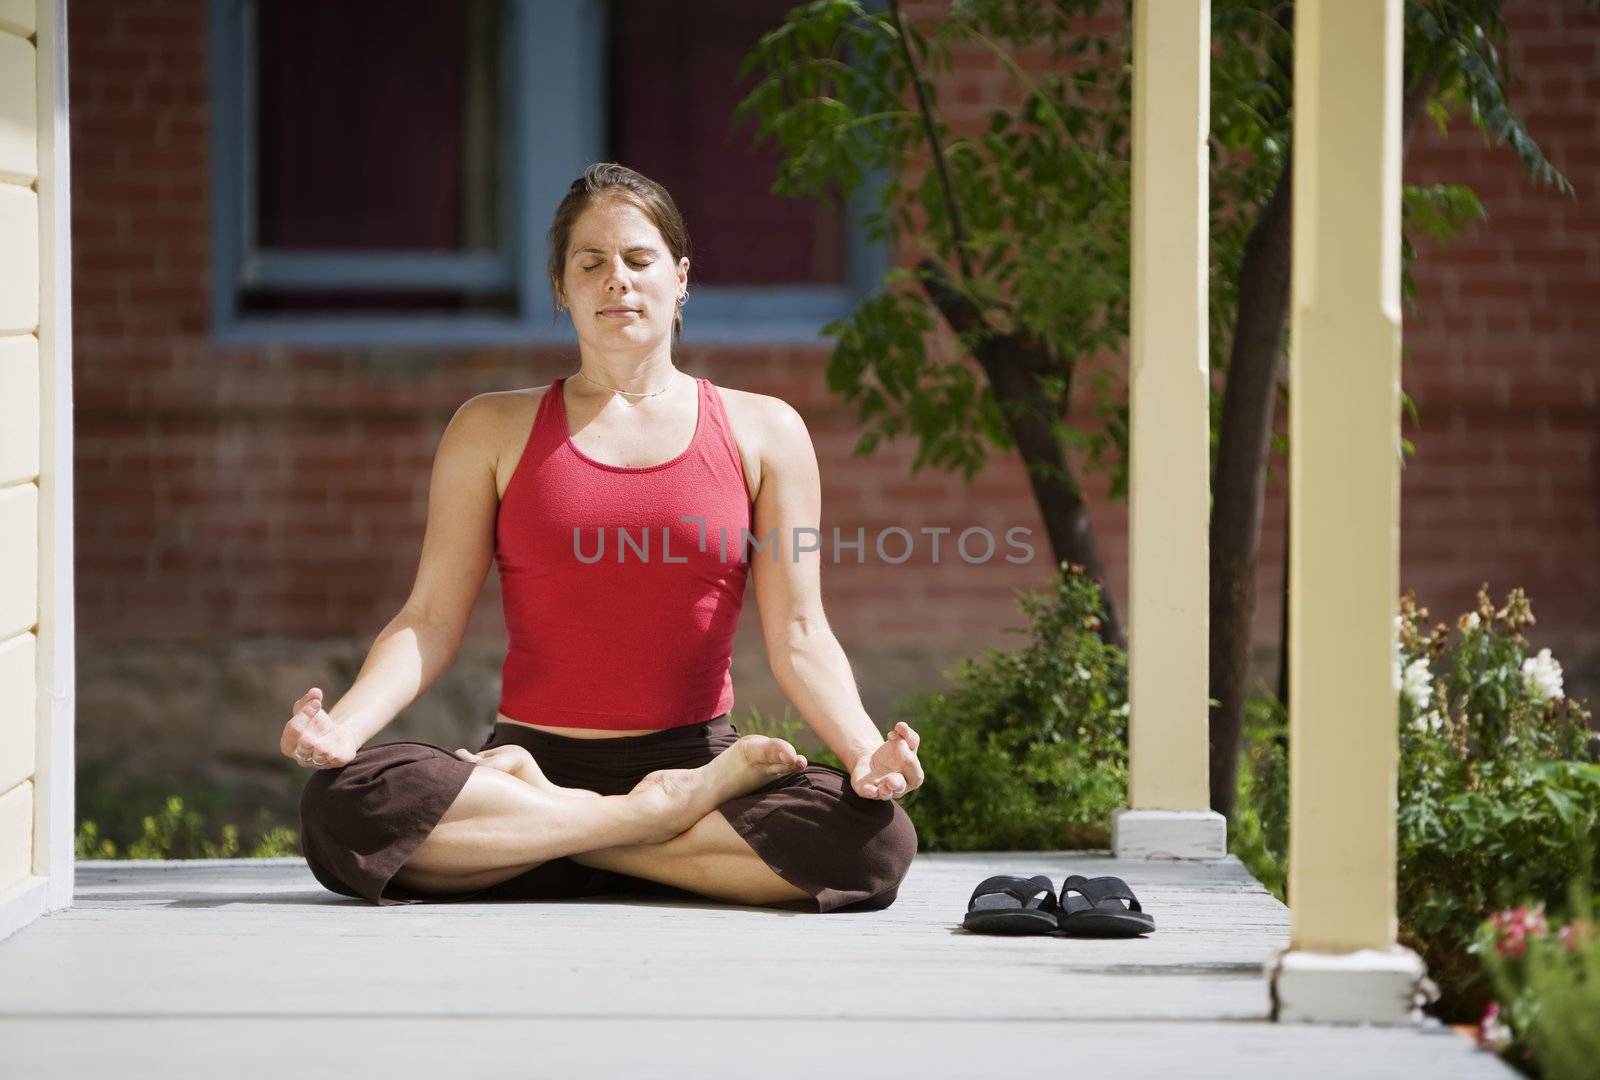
[833,800,917,897]
[807,770,918,886]
[832,809,915,912]
[296,746,375,815]
[878,802,918,882]
[297,741,467,851]
[297,762,339,818]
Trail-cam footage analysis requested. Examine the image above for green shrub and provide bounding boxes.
[75,754,301,859]
[1471,859,1600,1080]
[880,560,1129,851]
[1397,586,1599,1020]
[739,561,1127,851]
[1240,585,1600,1022]
[76,797,299,860]
[1229,693,1287,902]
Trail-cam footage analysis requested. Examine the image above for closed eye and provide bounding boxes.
[583,261,651,271]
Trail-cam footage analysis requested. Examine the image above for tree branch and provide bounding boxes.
[888,0,976,284]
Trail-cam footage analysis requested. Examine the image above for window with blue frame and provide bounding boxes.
[243,0,511,316]
[612,0,850,289]
[210,0,886,346]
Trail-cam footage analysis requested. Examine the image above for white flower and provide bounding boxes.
[1479,1003,1512,1053]
[1118,702,1131,716]
[1401,657,1433,713]
[1464,612,1480,630]
[1412,709,1444,734]
[1075,665,1092,681]
[1521,648,1565,705]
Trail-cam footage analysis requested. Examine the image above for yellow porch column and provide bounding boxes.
[1113,0,1225,859]
[1266,0,1430,1023]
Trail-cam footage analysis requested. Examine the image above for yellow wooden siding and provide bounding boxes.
[0,484,37,639]
[0,18,42,896]
[0,31,36,182]
[0,779,33,896]
[0,632,36,796]
[0,336,40,483]
[0,185,38,335]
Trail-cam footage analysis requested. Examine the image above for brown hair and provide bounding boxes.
[546,162,692,340]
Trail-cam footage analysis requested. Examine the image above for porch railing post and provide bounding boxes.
[1114,0,1226,860]
[1265,0,1432,1023]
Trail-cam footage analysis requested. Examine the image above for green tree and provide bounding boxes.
[733,0,1572,817]
[1208,0,1573,819]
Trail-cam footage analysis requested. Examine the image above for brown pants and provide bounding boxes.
[298,713,917,912]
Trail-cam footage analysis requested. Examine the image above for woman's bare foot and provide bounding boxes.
[452,746,601,800]
[630,734,808,837]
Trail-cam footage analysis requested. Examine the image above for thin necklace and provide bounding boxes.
[574,367,681,400]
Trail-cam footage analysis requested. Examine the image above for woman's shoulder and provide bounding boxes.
[705,383,813,501]
[451,387,556,491]
[468,383,556,410]
[707,382,802,430]
[461,385,556,431]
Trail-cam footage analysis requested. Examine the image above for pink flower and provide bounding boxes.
[1488,907,1549,958]
[1477,1001,1512,1052]
[1559,919,1594,953]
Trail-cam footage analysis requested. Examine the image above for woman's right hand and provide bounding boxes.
[281,687,364,770]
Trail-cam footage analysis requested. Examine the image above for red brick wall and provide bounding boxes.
[1398,4,1599,681]
[68,1,1598,701]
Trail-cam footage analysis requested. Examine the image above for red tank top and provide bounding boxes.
[494,375,753,730]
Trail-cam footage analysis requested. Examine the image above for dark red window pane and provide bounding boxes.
[608,0,848,287]
[254,0,503,252]
[237,288,516,316]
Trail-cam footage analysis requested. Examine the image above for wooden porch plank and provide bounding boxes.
[0,855,1513,1078]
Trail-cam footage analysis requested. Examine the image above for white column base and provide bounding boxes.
[1267,945,1438,1025]
[1111,808,1228,859]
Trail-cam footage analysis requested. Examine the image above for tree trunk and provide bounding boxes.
[985,344,1128,653]
[916,256,1128,652]
[1207,160,1295,820]
[1208,75,1440,821]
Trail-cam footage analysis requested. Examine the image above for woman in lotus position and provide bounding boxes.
[287,163,924,911]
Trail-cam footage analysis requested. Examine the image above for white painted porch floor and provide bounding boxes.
[0,853,1515,1079]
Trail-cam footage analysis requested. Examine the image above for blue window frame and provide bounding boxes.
[209,0,890,348]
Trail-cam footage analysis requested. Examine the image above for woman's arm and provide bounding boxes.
[322,395,500,747]
[323,609,468,747]
[749,398,888,772]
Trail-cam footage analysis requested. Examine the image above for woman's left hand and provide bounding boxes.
[850,721,924,801]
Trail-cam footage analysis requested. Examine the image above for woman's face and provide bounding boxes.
[558,198,688,349]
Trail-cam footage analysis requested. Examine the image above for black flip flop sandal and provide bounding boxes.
[961,874,1060,934]
[1055,875,1156,937]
